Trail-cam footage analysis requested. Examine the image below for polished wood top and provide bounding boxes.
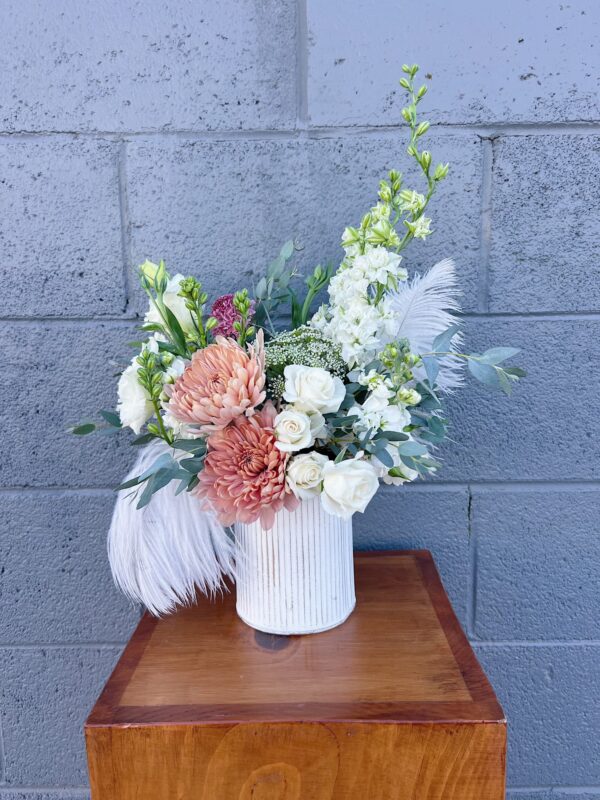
[87,551,504,727]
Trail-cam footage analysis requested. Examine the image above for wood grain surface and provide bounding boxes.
[86,550,506,799]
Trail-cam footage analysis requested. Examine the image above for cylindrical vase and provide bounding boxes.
[234,498,355,635]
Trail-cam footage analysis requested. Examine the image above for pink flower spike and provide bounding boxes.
[211,293,255,338]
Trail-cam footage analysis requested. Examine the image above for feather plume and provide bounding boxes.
[388,258,464,392]
[107,439,235,616]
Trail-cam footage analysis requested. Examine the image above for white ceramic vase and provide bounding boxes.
[234,497,355,635]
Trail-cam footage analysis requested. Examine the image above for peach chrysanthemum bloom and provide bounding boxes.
[167,331,266,431]
[197,402,299,529]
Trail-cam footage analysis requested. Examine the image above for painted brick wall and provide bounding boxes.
[1,1,599,797]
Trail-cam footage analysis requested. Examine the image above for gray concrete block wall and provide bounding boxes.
[0,0,598,796]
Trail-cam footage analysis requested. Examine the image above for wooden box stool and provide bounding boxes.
[86,550,506,799]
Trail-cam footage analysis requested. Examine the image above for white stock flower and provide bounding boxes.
[282,365,345,415]
[145,273,195,334]
[321,458,379,518]
[398,190,426,214]
[357,369,394,400]
[350,394,411,434]
[274,408,325,453]
[286,451,330,499]
[117,362,154,435]
[356,247,406,285]
[311,246,408,369]
[407,216,432,239]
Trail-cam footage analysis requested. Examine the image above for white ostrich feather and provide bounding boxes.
[389,258,464,392]
[107,440,235,616]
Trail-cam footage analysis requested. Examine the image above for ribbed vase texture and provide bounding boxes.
[234,498,355,635]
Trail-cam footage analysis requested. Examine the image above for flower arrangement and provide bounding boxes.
[73,66,524,615]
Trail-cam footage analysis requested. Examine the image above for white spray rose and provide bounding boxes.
[287,451,330,499]
[321,458,379,519]
[117,362,154,434]
[274,408,325,453]
[283,365,346,415]
[145,273,195,334]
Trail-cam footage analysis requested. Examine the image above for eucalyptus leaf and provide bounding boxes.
[99,409,122,428]
[172,438,207,454]
[468,358,500,388]
[432,323,460,354]
[504,366,526,378]
[374,430,409,442]
[422,355,439,387]
[374,446,394,468]
[478,347,521,365]
[280,240,294,260]
[131,433,156,446]
[398,440,428,456]
[70,423,96,435]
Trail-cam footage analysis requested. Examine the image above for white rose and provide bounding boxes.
[145,273,195,334]
[321,458,379,519]
[282,365,346,415]
[117,363,154,434]
[274,408,324,453]
[287,452,330,499]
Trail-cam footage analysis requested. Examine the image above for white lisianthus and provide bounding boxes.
[286,451,330,499]
[321,458,379,518]
[282,365,345,415]
[145,273,195,334]
[117,362,154,435]
[274,408,325,453]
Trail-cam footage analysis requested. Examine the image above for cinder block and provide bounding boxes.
[0,793,89,799]
[0,139,124,317]
[489,135,600,312]
[0,647,121,785]
[507,792,600,800]
[0,492,138,644]
[126,137,308,316]
[0,0,297,132]
[434,317,600,481]
[355,485,469,622]
[0,321,136,488]
[472,487,600,640]
[126,132,481,315]
[307,0,600,126]
[475,645,600,787]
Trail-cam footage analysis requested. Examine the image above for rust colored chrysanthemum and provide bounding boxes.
[196,402,299,529]
[167,332,266,431]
